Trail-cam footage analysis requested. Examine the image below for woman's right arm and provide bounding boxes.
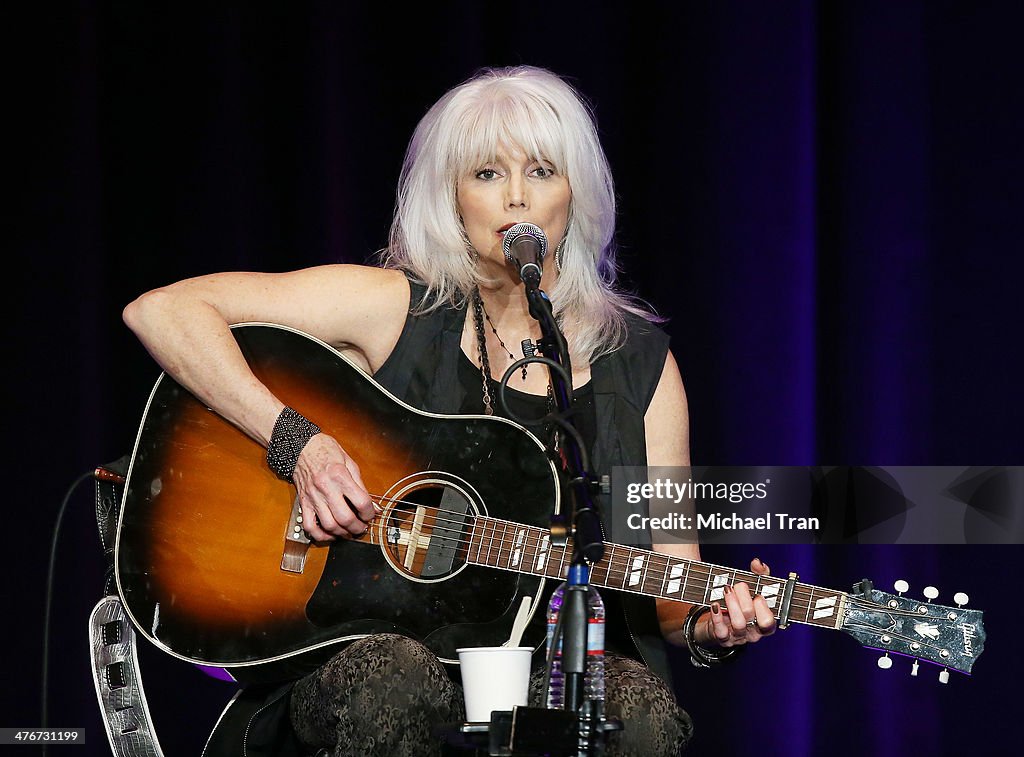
[122,263,411,539]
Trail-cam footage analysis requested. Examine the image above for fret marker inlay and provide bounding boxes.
[813,596,838,619]
[511,528,526,568]
[666,563,687,595]
[629,555,646,587]
[761,583,781,609]
[710,572,730,601]
[535,534,550,571]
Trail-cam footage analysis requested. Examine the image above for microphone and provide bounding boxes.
[502,222,548,287]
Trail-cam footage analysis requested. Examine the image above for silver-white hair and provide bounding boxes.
[380,65,659,363]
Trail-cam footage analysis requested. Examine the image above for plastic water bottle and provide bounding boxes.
[545,565,606,709]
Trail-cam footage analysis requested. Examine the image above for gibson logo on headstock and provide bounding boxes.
[961,623,977,657]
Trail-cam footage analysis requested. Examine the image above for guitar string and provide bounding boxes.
[372,524,830,618]
[366,494,824,608]
[363,492,859,614]
[356,493,873,617]
[840,621,949,651]
[365,496,971,624]
[369,515,951,648]
[840,596,952,622]
[350,497,966,664]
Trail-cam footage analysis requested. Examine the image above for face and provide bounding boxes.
[456,146,571,275]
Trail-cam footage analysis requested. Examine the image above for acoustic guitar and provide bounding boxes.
[115,324,985,682]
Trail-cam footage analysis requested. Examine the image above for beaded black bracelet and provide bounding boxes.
[683,605,745,668]
[266,406,322,482]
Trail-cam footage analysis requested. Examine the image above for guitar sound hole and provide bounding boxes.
[382,482,476,582]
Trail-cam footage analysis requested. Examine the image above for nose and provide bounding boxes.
[506,173,528,209]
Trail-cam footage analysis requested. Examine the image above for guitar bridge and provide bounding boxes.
[281,495,312,574]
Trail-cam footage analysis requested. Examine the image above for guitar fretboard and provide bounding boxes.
[468,515,847,630]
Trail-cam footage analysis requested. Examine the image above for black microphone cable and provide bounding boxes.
[40,469,95,755]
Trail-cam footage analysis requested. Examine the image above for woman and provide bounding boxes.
[124,65,774,757]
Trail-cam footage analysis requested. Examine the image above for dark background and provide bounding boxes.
[8,2,1022,755]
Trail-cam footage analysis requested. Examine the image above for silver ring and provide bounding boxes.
[747,619,759,628]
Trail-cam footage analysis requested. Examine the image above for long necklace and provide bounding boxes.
[470,289,496,415]
[470,288,560,457]
[471,288,529,415]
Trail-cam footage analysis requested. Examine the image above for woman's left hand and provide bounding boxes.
[704,557,777,647]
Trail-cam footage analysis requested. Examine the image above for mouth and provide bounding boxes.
[496,223,517,236]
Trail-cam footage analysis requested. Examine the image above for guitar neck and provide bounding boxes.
[467,514,849,631]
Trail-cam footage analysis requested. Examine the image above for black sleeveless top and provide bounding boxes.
[373,280,673,675]
[454,350,596,457]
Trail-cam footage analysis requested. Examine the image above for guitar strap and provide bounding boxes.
[90,455,166,756]
[92,453,127,605]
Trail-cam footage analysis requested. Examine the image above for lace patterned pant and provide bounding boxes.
[289,634,694,757]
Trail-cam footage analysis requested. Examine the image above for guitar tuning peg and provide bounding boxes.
[894,579,909,595]
[939,669,950,684]
[954,592,969,607]
[877,654,893,670]
[911,660,919,676]
[923,586,939,602]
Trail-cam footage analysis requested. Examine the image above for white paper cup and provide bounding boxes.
[457,646,532,722]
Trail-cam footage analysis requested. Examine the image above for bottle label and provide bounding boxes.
[547,620,605,655]
[587,619,605,655]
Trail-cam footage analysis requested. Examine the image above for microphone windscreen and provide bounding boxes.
[502,222,548,266]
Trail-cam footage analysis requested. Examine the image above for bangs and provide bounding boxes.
[445,87,568,178]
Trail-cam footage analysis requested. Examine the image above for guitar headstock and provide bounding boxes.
[839,579,985,680]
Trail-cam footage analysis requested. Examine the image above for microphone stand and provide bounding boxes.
[441,271,623,757]
[523,279,610,756]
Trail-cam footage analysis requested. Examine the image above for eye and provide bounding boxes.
[475,168,500,181]
[530,164,557,179]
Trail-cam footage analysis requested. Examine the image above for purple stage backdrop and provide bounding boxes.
[9,2,1021,755]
